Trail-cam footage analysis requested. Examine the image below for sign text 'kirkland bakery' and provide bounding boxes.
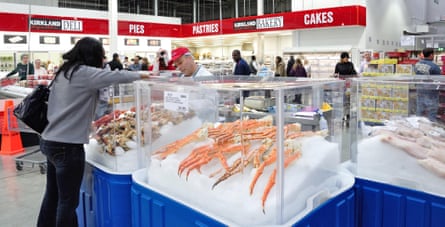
[233,16,284,30]
[256,16,283,29]
[192,23,219,35]
[304,11,334,25]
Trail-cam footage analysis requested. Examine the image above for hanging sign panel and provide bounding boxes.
[39,36,60,44]
[4,35,27,44]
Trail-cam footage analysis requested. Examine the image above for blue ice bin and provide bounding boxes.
[133,78,354,226]
[355,178,445,227]
[77,161,94,227]
[93,163,132,227]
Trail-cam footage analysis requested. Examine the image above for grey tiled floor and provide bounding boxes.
[0,147,46,227]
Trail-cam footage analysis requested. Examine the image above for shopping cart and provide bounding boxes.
[0,99,46,174]
[13,118,46,174]
[15,145,46,174]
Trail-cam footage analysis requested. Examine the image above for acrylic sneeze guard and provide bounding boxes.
[351,75,445,197]
[134,77,354,226]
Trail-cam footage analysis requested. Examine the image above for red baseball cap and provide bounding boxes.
[170,47,191,64]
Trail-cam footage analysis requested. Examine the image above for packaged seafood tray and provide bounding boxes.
[350,75,445,197]
[85,83,145,172]
[135,78,354,226]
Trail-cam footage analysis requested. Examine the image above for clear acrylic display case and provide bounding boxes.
[350,75,445,197]
[85,83,145,172]
[135,77,353,226]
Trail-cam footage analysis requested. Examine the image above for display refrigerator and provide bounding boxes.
[131,77,354,226]
[350,75,445,227]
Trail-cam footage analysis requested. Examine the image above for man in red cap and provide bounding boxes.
[170,47,213,78]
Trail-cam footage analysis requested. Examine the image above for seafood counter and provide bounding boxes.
[357,117,445,196]
[146,116,353,225]
[85,106,200,172]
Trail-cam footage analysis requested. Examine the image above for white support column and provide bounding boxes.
[235,0,239,18]
[257,34,265,63]
[291,0,303,11]
[154,0,158,16]
[257,0,264,16]
[291,30,300,49]
[193,0,197,23]
[108,0,118,55]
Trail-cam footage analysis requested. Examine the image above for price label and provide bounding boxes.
[164,91,189,113]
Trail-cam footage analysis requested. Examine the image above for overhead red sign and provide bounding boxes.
[0,13,108,34]
[182,5,366,37]
[118,21,181,37]
[0,5,365,38]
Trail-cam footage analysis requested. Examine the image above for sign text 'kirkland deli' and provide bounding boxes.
[30,18,83,31]
[233,16,283,30]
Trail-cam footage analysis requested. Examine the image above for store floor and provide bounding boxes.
[0,147,45,227]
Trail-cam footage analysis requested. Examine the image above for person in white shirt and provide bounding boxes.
[169,47,213,78]
[359,52,371,74]
[34,59,48,78]
[303,59,312,78]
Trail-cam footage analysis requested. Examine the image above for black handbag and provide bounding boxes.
[13,80,54,134]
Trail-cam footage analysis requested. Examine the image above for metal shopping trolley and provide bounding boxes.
[0,99,47,174]
[13,119,46,174]
[15,145,46,174]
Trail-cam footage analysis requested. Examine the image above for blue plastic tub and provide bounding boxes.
[355,178,445,227]
[93,165,133,227]
[131,169,355,227]
[131,171,225,227]
[76,162,95,227]
[293,187,356,227]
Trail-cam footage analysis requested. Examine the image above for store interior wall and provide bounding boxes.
[292,0,366,10]
[0,2,181,66]
[0,0,57,7]
[364,0,411,52]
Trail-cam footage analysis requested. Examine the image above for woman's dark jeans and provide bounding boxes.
[37,139,85,227]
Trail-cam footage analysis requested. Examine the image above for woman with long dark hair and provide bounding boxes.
[288,58,307,77]
[37,37,149,227]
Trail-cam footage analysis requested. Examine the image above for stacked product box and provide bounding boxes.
[351,75,445,227]
[132,78,354,226]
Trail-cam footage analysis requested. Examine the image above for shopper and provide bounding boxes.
[107,53,123,71]
[37,37,150,227]
[6,53,34,80]
[303,59,312,78]
[286,56,295,76]
[414,47,442,122]
[47,60,56,73]
[249,55,258,75]
[128,56,142,71]
[335,52,357,127]
[34,59,48,77]
[288,58,307,77]
[274,56,286,77]
[170,47,213,78]
[359,52,372,74]
[150,49,175,73]
[232,49,251,76]
[334,52,357,78]
[122,56,130,69]
[141,57,149,70]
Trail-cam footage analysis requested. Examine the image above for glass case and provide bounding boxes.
[351,75,445,197]
[85,83,144,172]
[136,78,353,226]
